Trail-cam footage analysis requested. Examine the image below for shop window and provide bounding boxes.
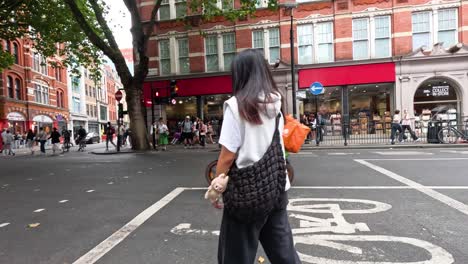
[159,39,171,75]
[438,9,457,48]
[298,24,314,64]
[15,78,21,100]
[205,35,219,72]
[7,76,14,99]
[13,43,19,64]
[412,12,431,50]
[178,38,190,74]
[223,33,236,70]
[353,18,370,59]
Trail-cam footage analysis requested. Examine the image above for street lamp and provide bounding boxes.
[282,2,298,119]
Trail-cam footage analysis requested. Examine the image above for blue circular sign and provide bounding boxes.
[309,82,324,95]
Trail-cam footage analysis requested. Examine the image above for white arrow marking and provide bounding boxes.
[0,223,10,228]
[34,209,45,213]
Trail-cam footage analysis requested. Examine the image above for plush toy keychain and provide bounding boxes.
[205,173,229,209]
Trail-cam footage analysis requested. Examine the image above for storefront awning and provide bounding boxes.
[7,112,25,121]
[143,75,232,107]
[298,62,396,88]
[33,115,53,123]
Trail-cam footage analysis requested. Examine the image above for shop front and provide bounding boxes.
[32,115,54,133]
[143,75,232,133]
[397,44,468,139]
[6,112,27,134]
[298,62,396,145]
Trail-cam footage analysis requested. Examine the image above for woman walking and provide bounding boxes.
[401,109,420,142]
[26,129,36,155]
[157,118,169,151]
[213,49,300,264]
[37,127,48,155]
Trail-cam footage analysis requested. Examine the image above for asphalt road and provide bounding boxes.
[1,145,468,264]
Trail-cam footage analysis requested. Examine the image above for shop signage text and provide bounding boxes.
[7,112,25,121]
[432,86,449,97]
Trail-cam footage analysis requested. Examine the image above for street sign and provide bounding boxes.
[115,90,123,102]
[309,82,324,95]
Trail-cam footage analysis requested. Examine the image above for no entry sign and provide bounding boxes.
[115,90,123,102]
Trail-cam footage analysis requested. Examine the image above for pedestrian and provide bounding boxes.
[37,127,48,155]
[390,109,404,145]
[123,126,129,146]
[206,121,215,144]
[3,130,15,156]
[105,122,116,151]
[118,125,126,148]
[157,118,169,151]
[199,119,207,148]
[213,49,300,264]
[171,131,181,145]
[49,127,61,155]
[26,129,36,155]
[192,117,200,145]
[0,128,6,154]
[181,115,193,149]
[401,109,421,142]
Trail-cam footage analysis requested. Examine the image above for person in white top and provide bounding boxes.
[215,49,300,264]
[390,109,404,145]
[401,109,420,142]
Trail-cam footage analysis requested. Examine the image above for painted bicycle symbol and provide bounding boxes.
[171,198,454,263]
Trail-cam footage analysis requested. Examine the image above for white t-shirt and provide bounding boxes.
[393,114,401,124]
[157,124,168,134]
[219,94,291,190]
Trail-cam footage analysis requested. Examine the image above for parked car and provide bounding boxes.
[85,132,100,144]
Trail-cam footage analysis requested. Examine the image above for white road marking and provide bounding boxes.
[0,223,10,228]
[34,189,40,192]
[73,187,185,264]
[373,151,433,155]
[33,209,45,213]
[27,178,33,181]
[440,150,468,154]
[363,158,468,161]
[123,176,129,179]
[327,153,360,156]
[356,159,468,216]
[107,182,114,185]
[86,190,95,193]
[184,186,468,190]
[59,200,68,203]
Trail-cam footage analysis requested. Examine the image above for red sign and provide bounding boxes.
[115,90,123,102]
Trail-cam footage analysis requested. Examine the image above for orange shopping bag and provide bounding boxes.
[283,115,311,153]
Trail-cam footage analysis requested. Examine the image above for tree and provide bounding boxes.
[1,0,277,150]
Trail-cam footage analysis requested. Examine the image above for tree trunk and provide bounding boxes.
[125,82,149,150]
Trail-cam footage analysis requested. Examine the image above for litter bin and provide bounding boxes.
[427,121,442,143]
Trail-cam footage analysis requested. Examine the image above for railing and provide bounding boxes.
[307,116,468,146]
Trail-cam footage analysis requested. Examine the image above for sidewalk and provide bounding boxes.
[301,142,468,150]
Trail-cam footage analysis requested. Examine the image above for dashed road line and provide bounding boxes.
[0,223,10,228]
[73,187,185,264]
[373,151,433,156]
[33,209,45,213]
[59,200,69,203]
[86,190,95,193]
[362,158,468,161]
[356,159,468,216]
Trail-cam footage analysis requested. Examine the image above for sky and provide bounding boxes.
[104,0,132,49]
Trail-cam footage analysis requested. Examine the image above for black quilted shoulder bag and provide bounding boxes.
[223,114,287,223]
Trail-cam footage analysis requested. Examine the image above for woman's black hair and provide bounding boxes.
[231,49,282,125]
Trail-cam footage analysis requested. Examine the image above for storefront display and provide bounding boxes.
[6,112,26,134]
[32,115,53,133]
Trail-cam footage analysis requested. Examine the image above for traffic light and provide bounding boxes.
[118,103,124,118]
[170,79,178,98]
[154,90,162,104]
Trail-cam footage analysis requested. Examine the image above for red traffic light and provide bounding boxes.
[155,91,159,97]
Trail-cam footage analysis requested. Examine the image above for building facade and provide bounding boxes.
[138,0,468,142]
[1,38,69,137]
[68,66,88,138]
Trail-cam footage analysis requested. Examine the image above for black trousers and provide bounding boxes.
[218,192,301,264]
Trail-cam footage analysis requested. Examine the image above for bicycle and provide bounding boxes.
[205,158,295,185]
[77,138,86,152]
[437,123,468,144]
[62,138,72,152]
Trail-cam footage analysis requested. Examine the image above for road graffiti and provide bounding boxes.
[170,198,454,263]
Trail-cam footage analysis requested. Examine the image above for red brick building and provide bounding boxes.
[138,0,468,141]
[1,39,69,137]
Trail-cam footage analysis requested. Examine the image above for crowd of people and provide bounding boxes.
[151,116,219,150]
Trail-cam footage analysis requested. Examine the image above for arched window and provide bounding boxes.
[34,83,49,104]
[7,76,13,98]
[56,90,64,108]
[13,43,19,64]
[14,78,21,100]
[5,41,11,52]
